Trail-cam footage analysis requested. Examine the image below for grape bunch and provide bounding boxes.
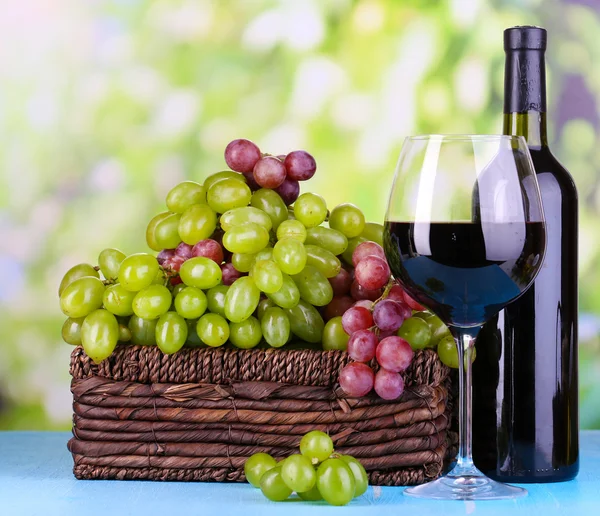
[244,431,368,506]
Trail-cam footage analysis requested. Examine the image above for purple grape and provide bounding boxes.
[376,336,414,373]
[253,156,287,189]
[275,178,300,205]
[372,299,406,332]
[341,306,373,335]
[350,280,383,301]
[157,249,175,266]
[339,362,374,397]
[284,150,316,181]
[243,171,261,191]
[324,295,354,321]
[175,242,193,259]
[221,262,243,286]
[224,138,261,173]
[374,368,405,400]
[192,239,224,264]
[347,329,378,362]
[328,268,353,297]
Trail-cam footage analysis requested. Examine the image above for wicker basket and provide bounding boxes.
[68,345,456,486]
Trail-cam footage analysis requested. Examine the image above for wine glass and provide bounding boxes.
[383,135,546,500]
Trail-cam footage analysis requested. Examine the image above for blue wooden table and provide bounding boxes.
[1,431,599,515]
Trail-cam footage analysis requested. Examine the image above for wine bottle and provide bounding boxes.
[472,26,579,482]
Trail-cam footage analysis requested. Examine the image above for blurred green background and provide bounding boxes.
[0,0,599,430]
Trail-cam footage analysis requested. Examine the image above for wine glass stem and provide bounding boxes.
[452,327,479,475]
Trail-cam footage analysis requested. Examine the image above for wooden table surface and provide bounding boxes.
[1,431,599,515]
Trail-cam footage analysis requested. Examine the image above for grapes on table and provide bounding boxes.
[244,452,277,488]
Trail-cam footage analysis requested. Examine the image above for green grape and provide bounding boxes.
[259,466,292,502]
[316,458,356,506]
[60,276,105,318]
[305,227,348,256]
[81,309,119,363]
[128,315,157,346]
[293,193,328,228]
[224,276,260,323]
[437,335,476,368]
[179,257,222,289]
[118,324,131,342]
[98,248,126,280]
[298,484,323,501]
[220,206,272,232]
[257,298,277,320]
[196,313,230,347]
[281,454,317,493]
[251,260,283,294]
[185,319,204,347]
[413,311,452,346]
[229,316,262,349]
[174,286,208,319]
[222,223,269,254]
[59,264,99,296]
[244,453,278,488]
[154,213,182,249]
[206,285,229,316]
[231,253,255,273]
[261,307,291,348]
[172,283,187,298]
[360,222,384,246]
[284,300,324,343]
[273,238,307,275]
[146,211,171,252]
[166,181,206,213]
[203,170,246,191]
[276,219,307,242]
[207,177,252,213]
[304,245,341,278]
[266,273,300,309]
[339,456,368,497]
[397,317,432,350]
[151,269,166,285]
[62,317,85,345]
[300,431,334,463]
[178,204,217,245]
[250,189,288,229]
[132,285,172,320]
[103,284,136,316]
[118,253,160,292]
[329,203,365,239]
[155,312,188,354]
[341,236,367,265]
[322,316,349,351]
[292,266,333,306]
[253,247,274,263]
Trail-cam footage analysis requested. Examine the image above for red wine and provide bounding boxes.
[383,221,545,327]
[473,26,579,482]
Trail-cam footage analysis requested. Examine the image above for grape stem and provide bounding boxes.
[371,279,395,309]
[93,265,101,272]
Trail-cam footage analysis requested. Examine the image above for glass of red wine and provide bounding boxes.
[384,135,546,500]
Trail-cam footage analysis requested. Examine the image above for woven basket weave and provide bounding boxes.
[68,345,456,486]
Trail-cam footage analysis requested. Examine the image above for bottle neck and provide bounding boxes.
[504,48,548,149]
[503,111,548,149]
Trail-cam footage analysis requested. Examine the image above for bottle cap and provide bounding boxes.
[504,26,547,51]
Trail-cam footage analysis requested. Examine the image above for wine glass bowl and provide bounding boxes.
[383,135,546,500]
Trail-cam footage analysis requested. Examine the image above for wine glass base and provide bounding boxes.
[404,468,527,500]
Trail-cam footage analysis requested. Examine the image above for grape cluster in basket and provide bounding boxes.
[245,431,368,506]
[58,137,462,399]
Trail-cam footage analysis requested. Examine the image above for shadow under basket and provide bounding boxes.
[68,345,457,486]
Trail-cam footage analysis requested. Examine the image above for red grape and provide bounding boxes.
[352,241,386,267]
[284,150,316,181]
[354,256,390,290]
[377,329,396,341]
[350,280,383,301]
[170,276,183,286]
[243,170,261,191]
[224,138,261,173]
[339,362,374,397]
[329,268,353,297]
[166,254,186,271]
[402,290,426,311]
[374,368,405,400]
[372,299,406,332]
[157,249,175,266]
[253,156,287,189]
[221,262,243,286]
[353,299,373,310]
[175,242,193,259]
[341,306,373,335]
[347,329,378,362]
[387,284,405,303]
[192,239,224,264]
[324,296,354,321]
[275,178,300,205]
[376,336,414,373]
[397,303,412,320]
